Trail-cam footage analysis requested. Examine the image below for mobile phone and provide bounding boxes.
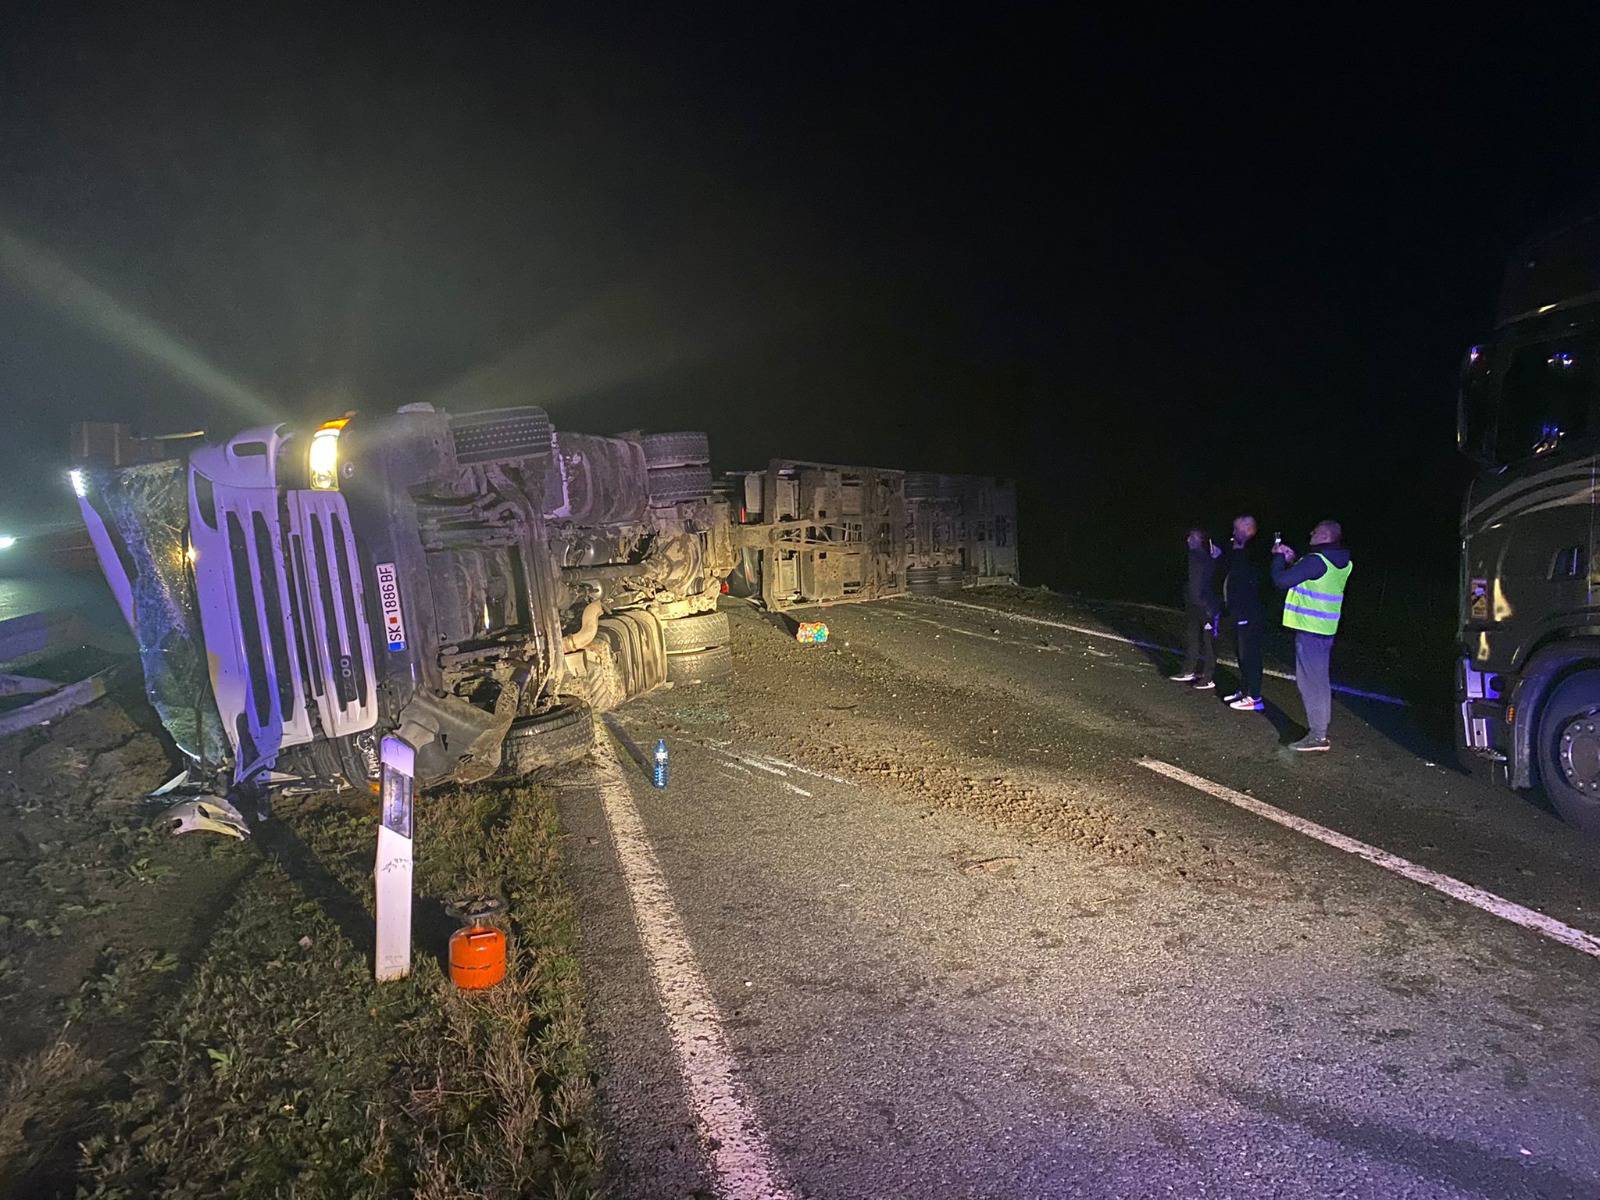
[1273,531,1282,547]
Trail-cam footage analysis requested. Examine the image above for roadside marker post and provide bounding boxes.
[375,737,415,982]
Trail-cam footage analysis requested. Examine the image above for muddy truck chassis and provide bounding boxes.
[69,405,735,806]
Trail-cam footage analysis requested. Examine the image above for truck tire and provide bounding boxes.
[1535,670,1600,835]
[666,643,733,685]
[642,431,710,469]
[662,610,730,654]
[501,703,593,775]
[450,406,553,465]
[647,464,714,506]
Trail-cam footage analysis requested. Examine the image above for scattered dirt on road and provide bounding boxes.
[652,604,1299,902]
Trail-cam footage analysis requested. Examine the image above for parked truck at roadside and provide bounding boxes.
[1457,215,1600,834]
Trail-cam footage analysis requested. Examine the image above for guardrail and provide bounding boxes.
[0,609,133,737]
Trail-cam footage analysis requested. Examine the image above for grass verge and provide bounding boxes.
[56,779,602,1199]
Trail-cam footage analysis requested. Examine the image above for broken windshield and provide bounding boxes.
[92,460,226,765]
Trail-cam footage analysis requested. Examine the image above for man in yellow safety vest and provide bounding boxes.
[1270,520,1352,752]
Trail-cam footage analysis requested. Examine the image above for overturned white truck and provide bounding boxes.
[69,413,1017,810]
[69,406,735,808]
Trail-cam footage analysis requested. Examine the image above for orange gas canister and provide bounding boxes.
[446,897,508,990]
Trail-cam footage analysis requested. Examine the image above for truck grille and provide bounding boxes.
[289,492,378,738]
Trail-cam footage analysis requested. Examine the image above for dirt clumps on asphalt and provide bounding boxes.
[653,605,1298,901]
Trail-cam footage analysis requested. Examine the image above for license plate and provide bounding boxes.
[375,562,408,652]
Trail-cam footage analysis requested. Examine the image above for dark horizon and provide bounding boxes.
[3,6,1597,612]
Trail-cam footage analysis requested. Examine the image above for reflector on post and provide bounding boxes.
[375,737,415,981]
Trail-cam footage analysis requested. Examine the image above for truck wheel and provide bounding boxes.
[449,406,553,465]
[647,464,714,506]
[1535,671,1600,835]
[662,610,730,654]
[501,703,594,775]
[642,431,710,469]
[666,643,733,685]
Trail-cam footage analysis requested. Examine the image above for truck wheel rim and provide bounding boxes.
[1558,716,1600,791]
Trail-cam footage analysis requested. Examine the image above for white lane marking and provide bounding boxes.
[918,595,1409,707]
[757,755,854,787]
[719,761,755,777]
[779,780,813,798]
[1137,758,1600,961]
[703,744,791,777]
[593,735,799,1200]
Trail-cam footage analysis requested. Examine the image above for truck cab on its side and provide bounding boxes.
[70,405,734,807]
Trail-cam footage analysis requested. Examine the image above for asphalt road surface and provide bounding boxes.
[556,592,1600,1200]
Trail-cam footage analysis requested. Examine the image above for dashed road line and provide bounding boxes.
[593,733,799,1200]
[916,595,1408,707]
[1138,757,1600,961]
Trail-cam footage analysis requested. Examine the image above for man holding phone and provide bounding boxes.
[1272,520,1353,752]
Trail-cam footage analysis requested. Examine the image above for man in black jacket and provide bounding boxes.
[1219,515,1267,711]
[1170,527,1221,690]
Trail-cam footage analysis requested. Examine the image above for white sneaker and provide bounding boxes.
[1229,696,1264,711]
[1222,691,1244,703]
[1170,672,1197,682]
[1192,679,1216,690]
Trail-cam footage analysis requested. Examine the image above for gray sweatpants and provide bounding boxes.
[1294,631,1335,739]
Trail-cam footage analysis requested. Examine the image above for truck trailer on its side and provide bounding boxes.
[725,459,1018,611]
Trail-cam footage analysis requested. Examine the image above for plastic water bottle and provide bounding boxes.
[652,738,669,790]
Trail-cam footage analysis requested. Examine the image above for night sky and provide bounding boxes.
[4,6,1599,622]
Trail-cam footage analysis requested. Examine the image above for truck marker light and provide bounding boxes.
[1506,704,1515,724]
[308,419,346,491]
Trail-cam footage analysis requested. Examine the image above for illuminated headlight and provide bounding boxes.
[0,535,15,551]
[308,425,342,491]
[68,468,88,498]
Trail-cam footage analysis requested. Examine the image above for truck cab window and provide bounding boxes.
[1495,333,1600,462]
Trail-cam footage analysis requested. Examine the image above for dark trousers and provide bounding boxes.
[1229,617,1263,698]
[1294,631,1335,739]
[1181,603,1216,681]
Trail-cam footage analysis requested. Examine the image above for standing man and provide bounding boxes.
[1170,528,1221,689]
[1272,520,1353,752]
[1219,515,1267,711]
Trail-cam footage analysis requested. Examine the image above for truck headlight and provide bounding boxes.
[68,468,88,498]
[308,422,345,491]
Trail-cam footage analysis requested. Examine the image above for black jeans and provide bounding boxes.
[1229,617,1263,698]
[1181,603,1217,681]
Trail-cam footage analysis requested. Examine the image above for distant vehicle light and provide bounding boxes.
[0,535,15,550]
[1539,303,1558,314]
[1468,345,1482,363]
[68,468,88,498]
[308,424,343,491]
[1548,351,1576,369]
